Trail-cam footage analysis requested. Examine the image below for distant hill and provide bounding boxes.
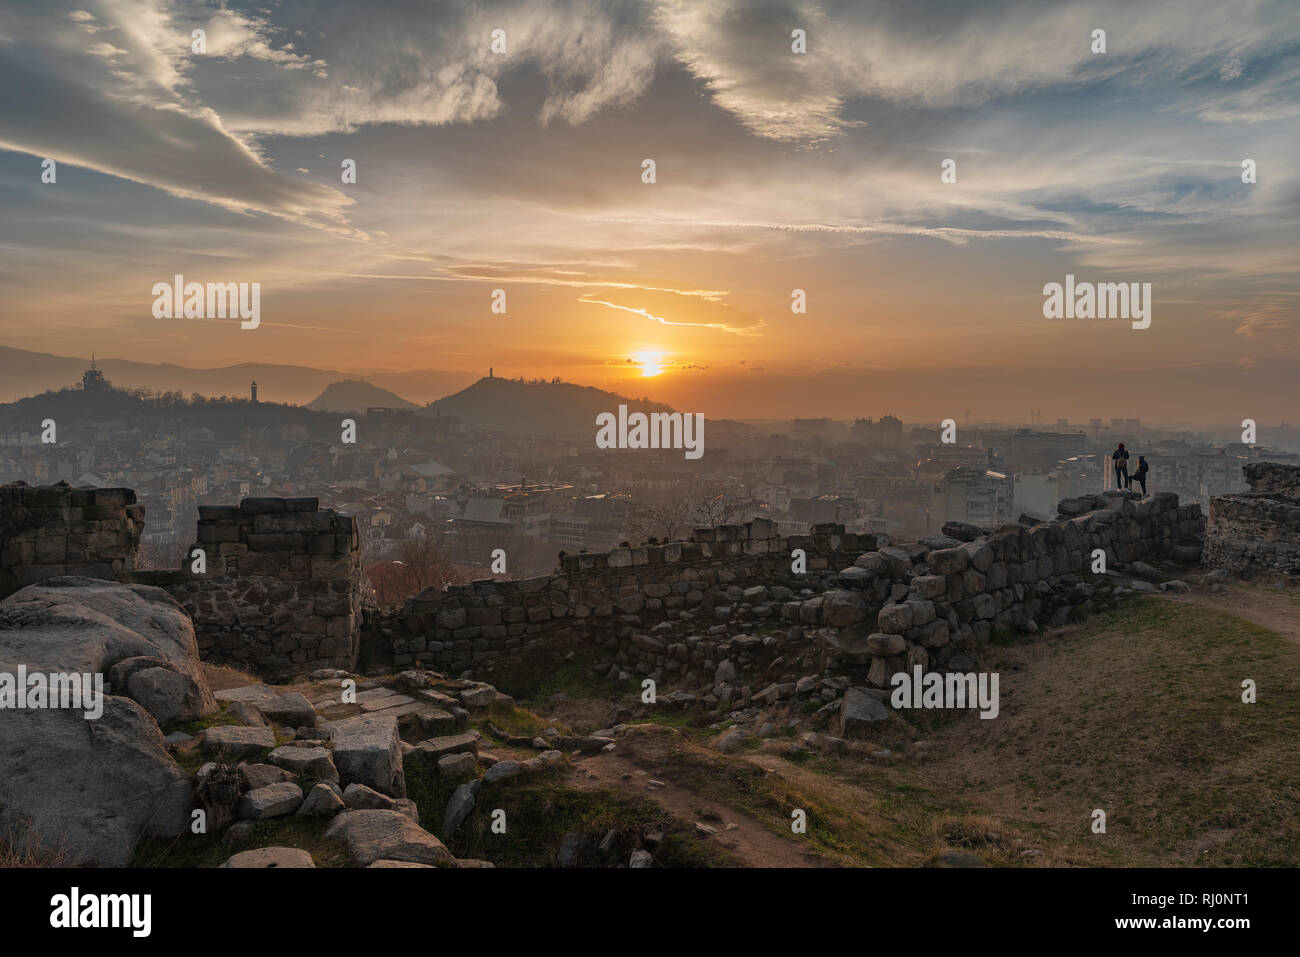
[424,377,677,436]
[0,346,476,405]
[306,380,419,413]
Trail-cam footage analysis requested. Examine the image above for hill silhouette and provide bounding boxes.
[423,377,676,436]
[306,379,419,413]
[0,346,475,406]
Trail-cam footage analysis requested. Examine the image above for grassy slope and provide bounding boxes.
[656,592,1300,867]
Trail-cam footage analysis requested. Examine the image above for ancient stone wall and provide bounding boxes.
[1242,462,1300,496]
[155,498,363,679]
[364,492,1204,695]
[0,481,144,599]
[1204,463,1300,576]
[364,520,875,681]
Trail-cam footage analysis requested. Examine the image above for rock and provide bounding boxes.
[821,590,867,627]
[0,578,212,867]
[107,655,172,694]
[841,687,890,737]
[483,760,520,784]
[866,632,905,656]
[203,725,277,757]
[236,782,304,820]
[414,732,480,762]
[557,832,588,867]
[1128,561,1161,580]
[1162,579,1191,593]
[221,847,315,868]
[0,698,193,867]
[1130,580,1157,593]
[436,752,477,779]
[343,782,420,823]
[239,763,296,790]
[258,692,317,728]
[213,684,278,705]
[325,810,453,866]
[296,782,346,817]
[716,728,748,753]
[443,781,481,835]
[550,734,616,754]
[0,577,217,713]
[225,700,269,727]
[125,666,207,725]
[268,745,338,782]
[629,849,654,868]
[324,713,405,798]
[928,546,970,575]
[222,820,255,849]
[368,860,433,868]
[941,521,984,542]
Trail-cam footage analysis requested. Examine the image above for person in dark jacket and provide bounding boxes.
[1132,455,1149,494]
[1112,443,1130,490]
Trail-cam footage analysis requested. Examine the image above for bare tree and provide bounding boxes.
[691,493,750,528]
[366,534,463,606]
[627,500,694,543]
[397,533,463,592]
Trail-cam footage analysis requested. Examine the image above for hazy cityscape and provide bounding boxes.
[2,355,1295,602]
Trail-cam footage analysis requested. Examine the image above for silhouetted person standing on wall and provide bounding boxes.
[1112,442,1130,490]
[1132,455,1149,495]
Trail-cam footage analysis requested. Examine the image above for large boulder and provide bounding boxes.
[221,847,316,868]
[325,810,453,866]
[821,590,867,627]
[0,701,192,866]
[324,713,405,798]
[126,666,208,725]
[0,577,217,718]
[0,578,209,866]
[840,687,890,738]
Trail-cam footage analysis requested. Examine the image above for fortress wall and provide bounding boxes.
[364,492,1205,693]
[0,481,143,599]
[1204,464,1300,576]
[150,498,363,679]
[364,522,874,680]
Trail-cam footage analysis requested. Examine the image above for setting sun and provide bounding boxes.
[631,351,666,377]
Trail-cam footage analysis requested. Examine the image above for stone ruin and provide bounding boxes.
[148,498,364,678]
[0,481,144,600]
[1203,462,1300,577]
[366,489,1206,703]
[0,483,362,679]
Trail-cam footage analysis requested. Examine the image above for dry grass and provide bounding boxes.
[900,594,1300,865]
[0,817,75,867]
[559,591,1300,867]
[200,661,265,693]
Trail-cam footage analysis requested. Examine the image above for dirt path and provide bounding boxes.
[1164,584,1300,641]
[567,746,836,868]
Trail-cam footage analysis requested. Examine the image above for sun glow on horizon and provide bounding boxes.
[631,350,667,377]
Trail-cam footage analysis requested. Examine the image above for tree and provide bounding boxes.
[365,534,463,606]
[628,500,694,544]
[397,533,462,592]
[691,493,749,528]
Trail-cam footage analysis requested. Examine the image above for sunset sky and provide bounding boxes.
[0,0,1297,423]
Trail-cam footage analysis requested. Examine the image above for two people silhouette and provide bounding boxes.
[1112,443,1148,494]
